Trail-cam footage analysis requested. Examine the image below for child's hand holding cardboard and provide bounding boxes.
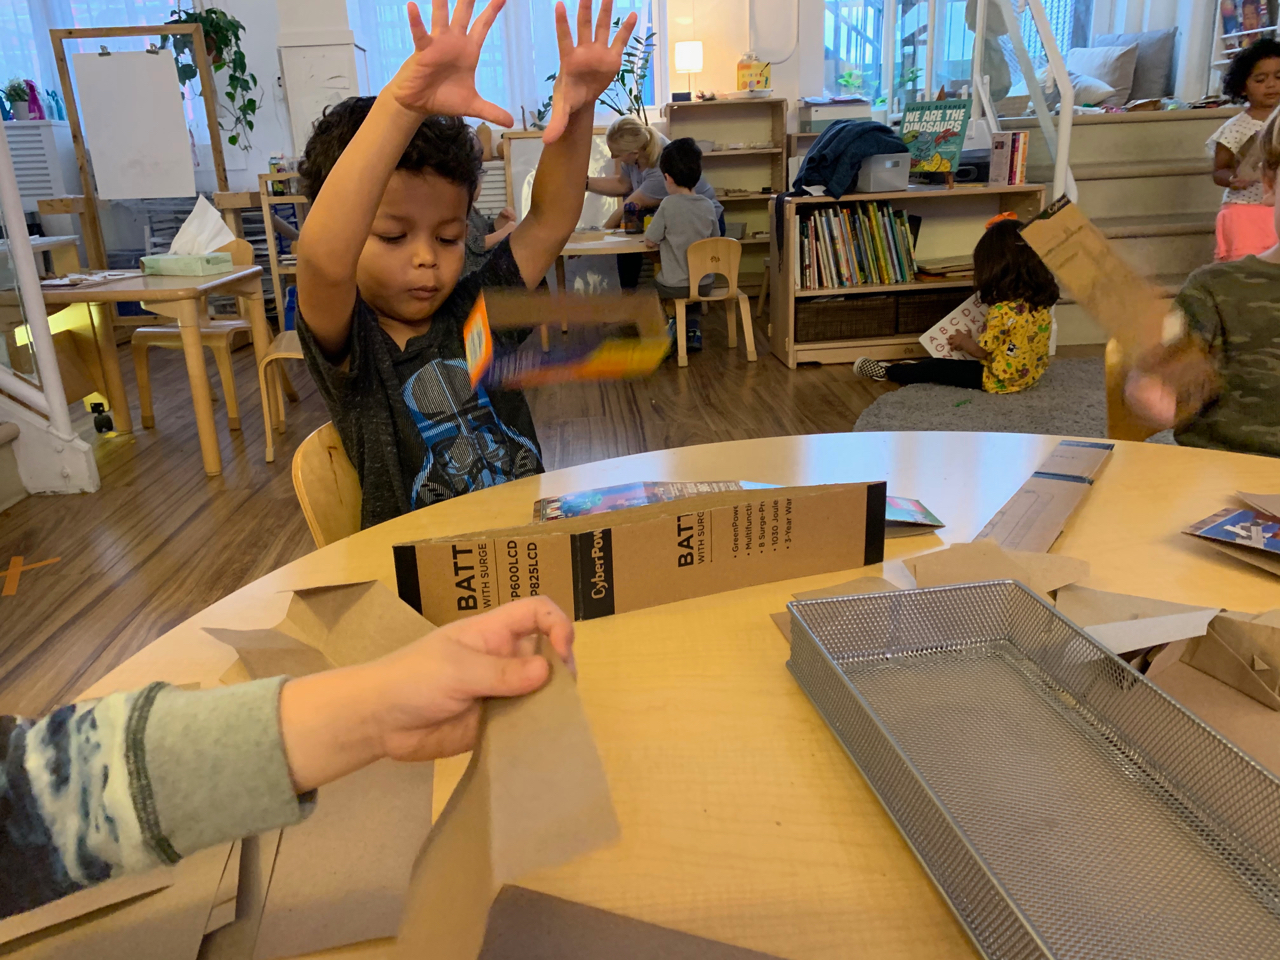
[542,0,638,143]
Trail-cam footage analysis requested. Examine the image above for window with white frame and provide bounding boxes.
[347,0,661,126]
[1,0,213,141]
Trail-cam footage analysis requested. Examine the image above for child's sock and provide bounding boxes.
[853,357,887,380]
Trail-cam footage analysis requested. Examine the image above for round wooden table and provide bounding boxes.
[83,432,1280,960]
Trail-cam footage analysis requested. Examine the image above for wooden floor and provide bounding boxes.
[0,307,898,715]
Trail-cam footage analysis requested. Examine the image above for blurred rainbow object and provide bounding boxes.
[464,288,670,390]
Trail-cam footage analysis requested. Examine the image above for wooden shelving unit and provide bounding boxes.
[769,183,1045,368]
[664,97,788,294]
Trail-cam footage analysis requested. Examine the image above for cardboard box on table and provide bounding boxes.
[205,580,437,960]
[394,482,887,625]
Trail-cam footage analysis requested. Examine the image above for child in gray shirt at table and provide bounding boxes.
[645,138,719,350]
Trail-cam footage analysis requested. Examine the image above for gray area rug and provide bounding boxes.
[853,358,1107,437]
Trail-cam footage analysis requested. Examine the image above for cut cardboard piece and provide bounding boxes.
[1148,641,1280,777]
[203,581,437,960]
[1240,491,1280,516]
[0,867,174,945]
[772,577,902,642]
[478,886,785,960]
[905,540,1088,597]
[6,843,233,960]
[202,840,240,936]
[396,483,887,625]
[197,832,281,960]
[1020,198,1170,355]
[1054,585,1220,656]
[973,440,1113,553]
[207,580,433,679]
[1184,505,1280,579]
[252,760,434,960]
[395,642,617,960]
[1180,611,1280,711]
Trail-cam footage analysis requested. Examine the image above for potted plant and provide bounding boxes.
[532,18,656,129]
[160,6,259,149]
[4,79,30,120]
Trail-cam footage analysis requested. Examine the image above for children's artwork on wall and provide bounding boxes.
[506,132,620,293]
[71,51,196,200]
[899,100,971,174]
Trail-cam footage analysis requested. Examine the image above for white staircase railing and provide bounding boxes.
[0,124,99,494]
[971,0,1077,202]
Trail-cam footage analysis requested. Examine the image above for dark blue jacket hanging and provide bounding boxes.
[775,119,908,238]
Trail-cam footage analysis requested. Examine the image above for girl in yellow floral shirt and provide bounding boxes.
[854,216,1058,393]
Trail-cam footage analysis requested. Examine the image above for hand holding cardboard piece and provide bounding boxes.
[395,640,618,960]
[1180,610,1280,711]
[905,540,1088,597]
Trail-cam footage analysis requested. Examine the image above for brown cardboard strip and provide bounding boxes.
[202,840,240,935]
[205,627,334,679]
[482,288,664,331]
[1238,491,1280,516]
[773,578,902,642]
[0,867,174,945]
[7,843,233,960]
[972,440,1113,553]
[197,832,281,960]
[478,886,785,960]
[395,642,617,960]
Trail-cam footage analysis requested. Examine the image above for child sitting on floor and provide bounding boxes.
[644,137,719,350]
[1209,39,1280,262]
[1125,106,1280,458]
[853,214,1058,393]
[294,0,635,530]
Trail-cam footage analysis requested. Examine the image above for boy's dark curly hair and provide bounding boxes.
[973,218,1059,310]
[298,96,483,203]
[659,138,703,189]
[1222,39,1280,102]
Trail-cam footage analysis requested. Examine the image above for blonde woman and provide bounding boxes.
[588,116,723,288]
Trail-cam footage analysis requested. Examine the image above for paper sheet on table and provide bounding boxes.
[905,540,1088,597]
[71,51,195,200]
[1054,585,1220,655]
[168,196,235,255]
[394,641,618,960]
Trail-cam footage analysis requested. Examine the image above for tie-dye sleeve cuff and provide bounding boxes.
[136,678,312,860]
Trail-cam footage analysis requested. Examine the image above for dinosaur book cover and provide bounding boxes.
[899,100,972,174]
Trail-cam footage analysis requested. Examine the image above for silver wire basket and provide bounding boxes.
[786,580,1280,960]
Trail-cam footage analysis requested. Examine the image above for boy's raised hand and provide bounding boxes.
[389,0,515,126]
[542,0,637,144]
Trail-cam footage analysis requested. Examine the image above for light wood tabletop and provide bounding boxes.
[0,266,269,476]
[79,433,1280,960]
[561,231,652,257]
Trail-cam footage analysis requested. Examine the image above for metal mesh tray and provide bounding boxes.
[786,581,1280,960]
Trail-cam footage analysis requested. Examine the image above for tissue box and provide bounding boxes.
[141,253,233,276]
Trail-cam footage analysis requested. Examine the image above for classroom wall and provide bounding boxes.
[664,0,823,128]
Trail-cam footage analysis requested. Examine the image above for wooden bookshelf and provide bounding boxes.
[768,184,1045,368]
[665,97,787,294]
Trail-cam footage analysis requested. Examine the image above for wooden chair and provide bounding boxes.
[131,238,255,430]
[671,237,758,368]
[1105,338,1160,441]
[260,328,305,463]
[292,421,361,549]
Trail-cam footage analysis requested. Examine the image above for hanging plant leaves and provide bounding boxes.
[161,5,259,151]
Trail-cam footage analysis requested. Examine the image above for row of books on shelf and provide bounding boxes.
[795,202,921,291]
[989,131,1030,186]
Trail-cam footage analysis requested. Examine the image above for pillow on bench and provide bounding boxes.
[1094,27,1178,100]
